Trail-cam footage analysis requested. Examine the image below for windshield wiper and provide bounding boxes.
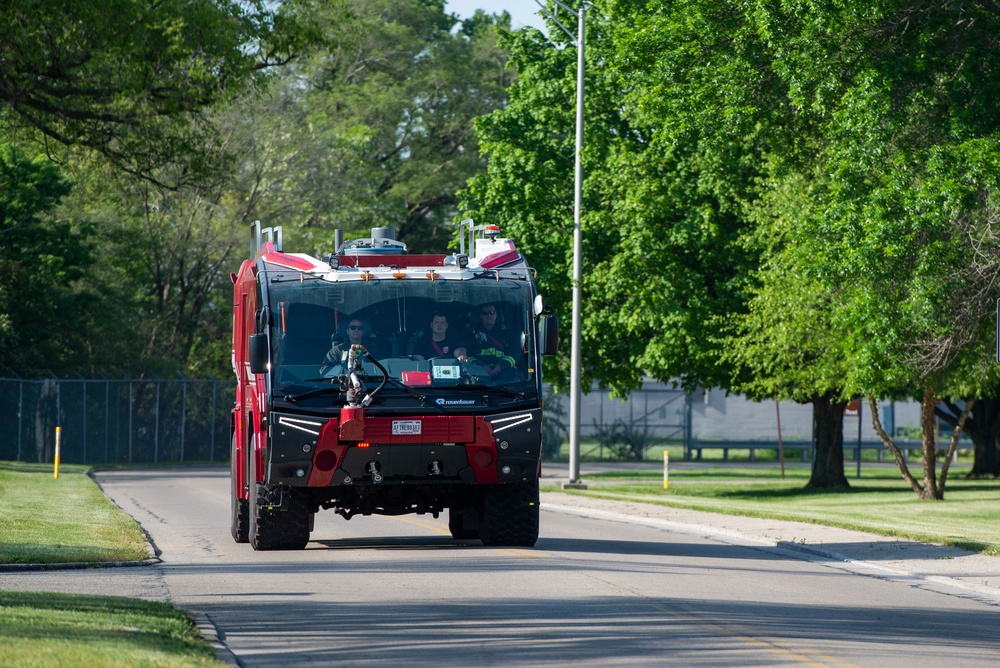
[283,384,344,403]
[291,374,429,404]
[383,377,430,404]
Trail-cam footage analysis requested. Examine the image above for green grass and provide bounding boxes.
[0,462,149,565]
[544,464,1000,555]
[0,590,226,667]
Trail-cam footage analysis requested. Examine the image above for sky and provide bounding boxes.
[446,0,548,31]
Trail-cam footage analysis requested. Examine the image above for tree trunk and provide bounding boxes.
[939,398,975,498]
[806,393,850,489]
[955,397,1000,478]
[868,396,923,496]
[978,429,1000,479]
[919,387,938,500]
[936,396,1000,478]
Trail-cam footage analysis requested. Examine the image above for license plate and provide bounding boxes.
[392,420,422,435]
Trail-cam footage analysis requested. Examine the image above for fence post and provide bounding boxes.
[644,389,650,460]
[179,373,187,462]
[17,379,23,462]
[54,426,61,478]
[128,380,133,464]
[103,375,109,464]
[154,380,160,464]
[210,381,218,462]
[81,374,88,464]
[684,392,693,460]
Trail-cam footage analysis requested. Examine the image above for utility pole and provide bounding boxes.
[534,0,589,488]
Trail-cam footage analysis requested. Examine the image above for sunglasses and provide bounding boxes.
[348,325,364,331]
[481,311,496,316]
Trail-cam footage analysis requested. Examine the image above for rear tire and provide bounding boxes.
[230,434,249,544]
[249,447,310,550]
[478,480,539,547]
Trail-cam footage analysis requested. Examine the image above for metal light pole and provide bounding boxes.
[534,0,587,487]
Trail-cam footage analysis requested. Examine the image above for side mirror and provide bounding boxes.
[539,315,559,356]
[248,334,270,374]
[534,294,554,317]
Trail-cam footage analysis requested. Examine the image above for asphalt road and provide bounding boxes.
[4,467,1000,667]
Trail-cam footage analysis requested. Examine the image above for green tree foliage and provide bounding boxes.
[0,0,281,185]
[256,1,516,253]
[754,1,1000,498]
[465,0,1000,494]
[0,145,95,373]
[463,13,662,392]
[728,172,854,488]
[0,1,516,378]
[59,158,243,378]
[465,2,767,397]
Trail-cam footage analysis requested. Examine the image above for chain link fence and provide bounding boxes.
[0,376,232,465]
[2,376,691,465]
[14,377,930,466]
[542,383,690,461]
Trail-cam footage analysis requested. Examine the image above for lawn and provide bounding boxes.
[0,463,223,667]
[0,590,226,667]
[0,462,149,565]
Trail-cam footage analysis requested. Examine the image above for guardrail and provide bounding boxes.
[686,439,974,462]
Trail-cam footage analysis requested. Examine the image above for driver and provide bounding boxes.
[319,318,368,374]
[466,302,518,378]
[411,312,467,362]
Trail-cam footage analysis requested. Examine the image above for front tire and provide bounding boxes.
[478,480,539,547]
[249,446,310,551]
[230,434,249,544]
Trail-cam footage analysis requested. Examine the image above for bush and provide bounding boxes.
[594,418,648,461]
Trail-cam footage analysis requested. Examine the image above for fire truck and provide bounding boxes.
[230,221,559,549]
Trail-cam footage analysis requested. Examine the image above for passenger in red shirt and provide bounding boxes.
[411,312,467,361]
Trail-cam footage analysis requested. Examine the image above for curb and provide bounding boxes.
[0,558,161,573]
[191,612,242,667]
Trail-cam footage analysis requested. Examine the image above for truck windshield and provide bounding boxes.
[264,275,540,407]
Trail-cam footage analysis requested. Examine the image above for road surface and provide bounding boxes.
[4,467,1000,667]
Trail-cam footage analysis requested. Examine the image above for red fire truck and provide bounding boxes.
[230,221,558,549]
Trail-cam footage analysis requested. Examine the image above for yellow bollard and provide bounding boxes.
[54,426,61,479]
[663,450,669,490]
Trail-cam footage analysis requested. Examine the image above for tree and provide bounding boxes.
[16,0,518,378]
[728,173,853,488]
[749,1,1000,498]
[463,10,658,390]
[0,0,283,186]
[464,1,775,401]
[59,158,243,378]
[262,1,516,254]
[0,144,95,374]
